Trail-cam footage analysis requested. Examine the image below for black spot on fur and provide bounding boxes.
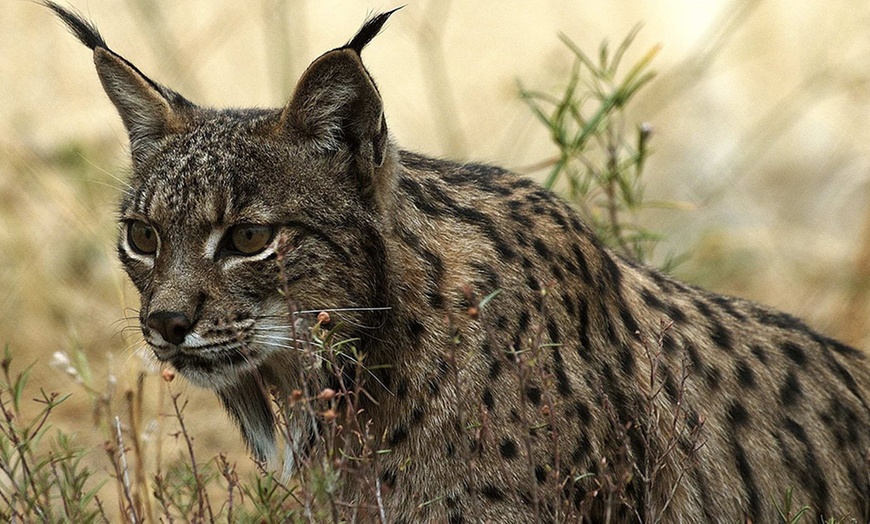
[576,297,592,360]
[510,178,534,189]
[727,401,750,426]
[533,238,551,259]
[823,397,861,448]
[641,288,666,310]
[753,307,808,332]
[570,243,594,283]
[424,290,447,311]
[380,467,397,488]
[471,262,501,290]
[709,321,733,351]
[480,484,505,501]
[388,426,408,447]
[661,367,679,401]
[815,334,864,359]
[561,292,576,316]
[666,303,688,323]
[526,386,542,405]
[400,177,446,217]
[779,371,803,407]
[489,359,502,380]
[574,401,592,424]
[408,318,425,344]
[410,405,425,425]
[780,341,808,366]
[509,209,534,228]
[709,294,748,321]
[499,438,518,459]
[422,179,458,209]
[601,253,622,287]
[661,332,678,354]
[784,418,830,517]
[686,344,703,371]
[548,208,569,229]
[535,464,548,484]
[693,298,713,317]
[750,345,768,365]
[571,434,591,464]
[482,389,495,411]
[734,360,756,388]
[395,378,409,397]
[552,346,573,396]
[600,364,646,468]
[518,310,531,333]
[617,343,635,375]
[649,269,674,291]
[618,302,640,337]
[547,319,560,344]
[731,436,762,520]
[602,308,620,346]
[704,365,722,391]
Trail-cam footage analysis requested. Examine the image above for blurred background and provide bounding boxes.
[2,0,870,481]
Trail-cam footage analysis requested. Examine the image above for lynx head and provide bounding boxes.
[47,2,400,460]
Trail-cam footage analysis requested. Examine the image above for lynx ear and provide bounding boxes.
[93,49,190,163]
[283,9,400,172]
[45,2,191,164]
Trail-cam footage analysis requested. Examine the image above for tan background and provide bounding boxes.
[2,0,870,479]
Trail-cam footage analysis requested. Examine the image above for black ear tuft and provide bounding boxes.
[344,6,403,55]
[45,0,193,164]
[43,1,107,50]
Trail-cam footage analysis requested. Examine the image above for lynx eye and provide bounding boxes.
[127,220,158,255]
[226,224,274,256]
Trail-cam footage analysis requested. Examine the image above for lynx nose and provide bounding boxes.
[146,311,192,345]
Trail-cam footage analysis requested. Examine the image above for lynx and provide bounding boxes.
[48,2,870,522]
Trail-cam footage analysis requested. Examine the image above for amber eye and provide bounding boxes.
[226,224,274,256]
[127,220,158,255]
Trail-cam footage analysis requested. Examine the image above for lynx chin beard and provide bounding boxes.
[145,294,323,474]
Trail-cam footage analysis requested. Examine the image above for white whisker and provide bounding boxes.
[292,306,392,315]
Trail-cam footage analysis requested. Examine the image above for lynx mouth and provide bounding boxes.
[149,342,258,373]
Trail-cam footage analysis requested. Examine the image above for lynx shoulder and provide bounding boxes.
[47,2,870,522]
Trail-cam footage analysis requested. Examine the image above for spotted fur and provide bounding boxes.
[47,2,870,522]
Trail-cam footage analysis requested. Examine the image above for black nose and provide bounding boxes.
[146,311,192,345]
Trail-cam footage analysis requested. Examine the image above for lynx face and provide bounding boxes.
[116,111,381,390]
[46,2,397,462]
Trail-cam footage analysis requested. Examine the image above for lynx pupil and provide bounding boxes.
[128,220,157,255]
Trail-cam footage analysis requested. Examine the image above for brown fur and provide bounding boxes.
[47,3,870,522]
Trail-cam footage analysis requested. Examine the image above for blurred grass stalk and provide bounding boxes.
[519,27,681,266]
